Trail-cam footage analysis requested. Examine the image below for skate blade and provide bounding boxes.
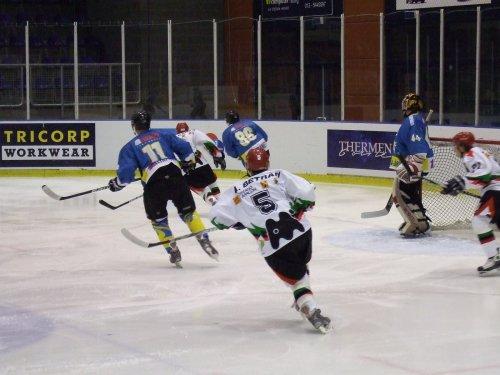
[202,249,219,262]
[174,261,183,269]
[478,268,500,276]
[316,324,333,334]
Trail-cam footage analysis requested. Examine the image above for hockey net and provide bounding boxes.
[422,137,500,230]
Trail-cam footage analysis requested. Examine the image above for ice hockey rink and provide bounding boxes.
[1,176,500,375]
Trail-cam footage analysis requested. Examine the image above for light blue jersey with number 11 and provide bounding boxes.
[116,128,194,185]
[222,119,268,161]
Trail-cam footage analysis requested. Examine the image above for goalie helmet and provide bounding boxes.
[176,122,189,134]
[401,93,424,115]
[246,147,269,175]
[131,110,151,131]
[225,110,240,125]
[452,131,475,149]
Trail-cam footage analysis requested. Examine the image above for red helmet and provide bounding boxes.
[452,132,475,148]
[206,132,219,142]
[176,122,189,134]
[246,147,269,174]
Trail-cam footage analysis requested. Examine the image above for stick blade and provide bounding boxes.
[120,228,152,248]
[99,199,118,210]
[42,185,62,200]
[361,209,390,219]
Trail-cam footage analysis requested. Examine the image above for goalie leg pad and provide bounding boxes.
[393,179,429,236]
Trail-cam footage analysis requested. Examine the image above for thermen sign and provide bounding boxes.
[0,123,96,167]
[397,0,491,10]
[327,129,396,170]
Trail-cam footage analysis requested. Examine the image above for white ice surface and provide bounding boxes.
[1,177,500,375]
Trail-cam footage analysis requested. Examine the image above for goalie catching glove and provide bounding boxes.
[108,177,125,192]
[441,176,466,196]
[396,154,425,184]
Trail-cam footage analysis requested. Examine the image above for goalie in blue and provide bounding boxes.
[389,93,434,237]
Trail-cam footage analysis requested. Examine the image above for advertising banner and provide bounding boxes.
[261,0,333,18]
[0,123,95,167]
[327,129,396,170]
[396,0,491,10]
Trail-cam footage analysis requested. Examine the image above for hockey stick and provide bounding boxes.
[360,110,434,219]
[121,227,219,248]
[42,178,140,201]
[360,196,393,218]
[422,177,480,199]
[99,194,143,210]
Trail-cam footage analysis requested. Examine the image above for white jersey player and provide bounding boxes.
[442,132,500,275]
[176,122,226,206]
[209,147,331,333]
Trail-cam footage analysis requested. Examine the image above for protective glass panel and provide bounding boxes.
[0,24,25,120]
[480,7,500,127]
[218,17,256,121]
[262,18,300,120]
[172,20,214,120]
[304,16,341,121]
[125,24,167,119]
[420,10,440,123]
[29,24,74,120]
[78,25,122,120]
[384,11,416,123]
[443,9,476,126]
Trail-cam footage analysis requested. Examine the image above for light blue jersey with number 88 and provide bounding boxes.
[222,119,268,161]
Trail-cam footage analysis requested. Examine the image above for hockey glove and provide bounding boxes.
[290,198,315,220]
[441,176,465,196]
[179,158,196,173]
[108,177,125,192]
[213,155,226,170]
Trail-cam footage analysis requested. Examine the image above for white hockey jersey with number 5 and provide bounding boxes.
[462,147,500,193]
[209,169,315,257]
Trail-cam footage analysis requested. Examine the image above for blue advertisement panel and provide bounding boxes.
[327,129,396,170]
[261,0,333,18]
[0,123,96,167]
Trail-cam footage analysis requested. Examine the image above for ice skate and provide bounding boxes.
[166,243,182,268]
[477,250,500,275]
[196,235,219,261]
[300,306,332,334]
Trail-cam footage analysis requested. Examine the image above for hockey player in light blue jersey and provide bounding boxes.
[108,110,219,267]
[222,110,269,166]
[389,93,434,237]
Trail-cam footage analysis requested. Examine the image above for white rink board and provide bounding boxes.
[2,120,499,177]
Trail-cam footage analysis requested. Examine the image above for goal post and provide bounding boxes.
[422,137,500,229]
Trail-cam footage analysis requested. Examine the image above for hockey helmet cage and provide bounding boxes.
[176,122,189,134]
[131,110,151,130]
[246,147,269,175]
[401,93,424,114]
[225,110,240,125]
[452,131,475,149]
